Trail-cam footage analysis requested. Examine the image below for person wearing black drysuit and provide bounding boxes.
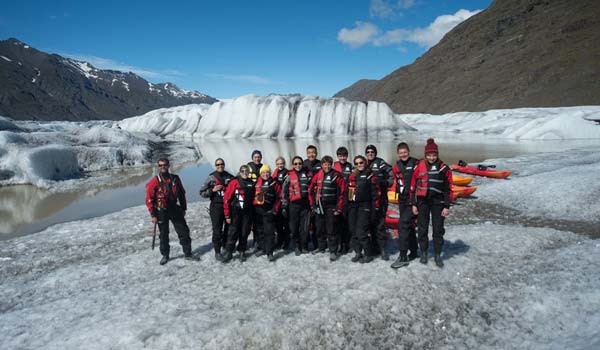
[333,146,353,254]
[390,143,420,268]
[309,156,346,261]
[409,138,453,268]
[303,145,321,251]
[346,155,380,264]
[247,149,264,254]
[253,164,282,261]
[272,156,290,250]
[199,158,234,260]
[282,156,312,255]
[145,158,198,265]
[365,144,394,260]
[221,165,256,262]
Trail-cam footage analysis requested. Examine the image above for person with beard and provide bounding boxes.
[309,156,345,261]
[365,144,394,260]
[272,156,290,250]
[145,158,198,265]
[282,156,312,255]
[199,158,235,261]
[333,146,353,254]
[253,165,282,261]
[346,155,380,264]
[409,138,453,268]
[390,143,420,268]
[221,165,256,263]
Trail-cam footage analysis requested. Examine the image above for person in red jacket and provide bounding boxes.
[409,138,453,268]
[282,156,312,255]
[346,155,380,263]
[145,158,197,265]
[333,146,353,254]
[309,156,346,261]
[221,165,256,263]
[254,164,282,261]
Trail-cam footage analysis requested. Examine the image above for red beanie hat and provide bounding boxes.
[424,138,439,155]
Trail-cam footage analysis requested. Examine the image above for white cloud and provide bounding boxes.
[204,73,278,85]
[59,53,183,80]
[396,0,415,9]
[337,22,380,48]
[369,0,395,18]
[339,9,481,49]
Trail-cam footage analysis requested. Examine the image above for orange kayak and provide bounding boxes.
[452,185,477,199]
[452,174,473,186]
[451,164,512,179]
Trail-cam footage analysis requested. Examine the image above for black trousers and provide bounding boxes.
[255,207,276,255]
[398,202,418,255]
[209,201,228,254]
[338,211,351,251]
[315,205,340,252]
[225,207,253,253]
[349,202,371,255]
[157,206,191,257]
[252,211,262,251]
[275,213,290,249]
[416,199,445,254]
[370,199,388,254]
[289,201,310,250]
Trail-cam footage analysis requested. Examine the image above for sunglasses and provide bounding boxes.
[354,161,364,165]
[240,169,250,174]
[293,162,303,165]
[366,150,375,154]
[158,164,169,168]
[215,163,225,166]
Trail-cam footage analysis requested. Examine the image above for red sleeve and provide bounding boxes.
[271,168,278,179]
[371,175,380,210]
[390,164,399,192]
[409,161,422,205]
[274,182,282,215]
[336,175,345,212]
[145,177,158,216]
[223,179,238,218]
[444,164,453,208]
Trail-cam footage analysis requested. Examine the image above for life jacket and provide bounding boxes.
[247,162,262,183]
[347,169,376,203]
[145,173,186,216]
[303,159,321,176]
[254,176,278,207]
[368,157,392,187]
[313,169,342,205]
[155,174,177,209]
[415,160,449,198]
[210,170,234,203]
[233,176,256,209]
[333,161,352,182]
[272,167,289,185]
[288,169,311,202]
[393,157,418,199]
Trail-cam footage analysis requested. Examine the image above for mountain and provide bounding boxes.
[0,38,217,121]
[334,0,600,114]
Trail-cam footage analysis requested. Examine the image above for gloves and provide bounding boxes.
[282,207,288,218]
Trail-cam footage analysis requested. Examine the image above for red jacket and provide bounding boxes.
[223,176,255,218]
[409,159,453,208]
[145,173,187,217]
[253,176,282,214]
[309,169,345,212]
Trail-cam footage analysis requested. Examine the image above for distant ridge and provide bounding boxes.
[335,0,600,114]
[0,38,217,121]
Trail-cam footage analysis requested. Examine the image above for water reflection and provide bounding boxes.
[2,136,600,239]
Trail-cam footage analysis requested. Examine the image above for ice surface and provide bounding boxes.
[398,106,600,140]
[0,202,598,349]
[119,94,416,139]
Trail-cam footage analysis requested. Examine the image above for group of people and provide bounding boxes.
[145,138,453,268]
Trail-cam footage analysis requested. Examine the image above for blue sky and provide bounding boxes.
[0,0,492,98]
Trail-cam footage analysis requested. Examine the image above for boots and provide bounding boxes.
[381,250,390,261]
[360,255,373,264]
[329,252,338,262]
[221,251,233,263]
[351,252,363,263]
[160,255,169,265]
[215,252,223,261]
[239,251,247,262]
[268,253,276,262]
[420,251,428,264]
[391,253,409,269]
[434,253,444,268]
[184,254,200,261]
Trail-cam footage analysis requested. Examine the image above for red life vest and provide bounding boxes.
[288,169,311,202]
[333,161,352,182]
[393,157,418,199]
[414,160,449,197]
